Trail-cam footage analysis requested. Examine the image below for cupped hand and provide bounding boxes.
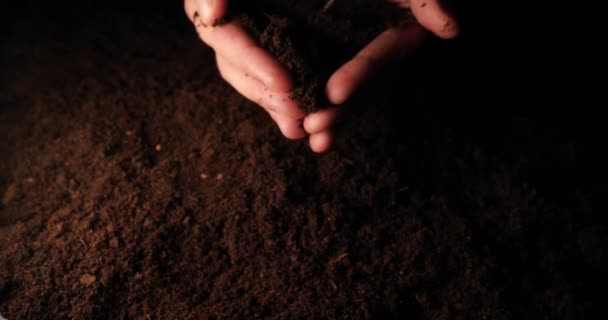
[305,0,459,152]
[184,0,307,141]
[185,0,459,153]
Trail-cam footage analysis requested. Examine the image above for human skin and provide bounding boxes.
[184,0,458,152]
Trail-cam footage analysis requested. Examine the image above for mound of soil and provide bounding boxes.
[0,1,603,319]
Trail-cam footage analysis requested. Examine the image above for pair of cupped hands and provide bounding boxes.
[184,0,458,152]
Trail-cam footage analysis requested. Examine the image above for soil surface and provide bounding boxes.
[0,1,603,319]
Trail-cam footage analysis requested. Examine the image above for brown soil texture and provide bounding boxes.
[230,0,411,112]
[0,1,603,319]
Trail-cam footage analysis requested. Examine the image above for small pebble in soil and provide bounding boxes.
[155,144,162,152]
[79,274,96,286]
[125,130,133,136]
[200,173,209,180]
[216,173,224,181]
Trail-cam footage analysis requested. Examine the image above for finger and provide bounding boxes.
[195,0,228,26]
[268,111,306,140]
[309,131,333,153]
[410,0,459,39]
[303,108,338,135]
[216,55,305,119]
[185,8,292,93]
[326,24,425,105]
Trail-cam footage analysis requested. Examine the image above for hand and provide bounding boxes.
[184,0,308,144]
[184,0,459,153]
[305,0,459,152]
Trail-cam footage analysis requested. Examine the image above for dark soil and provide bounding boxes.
[230,0,412,112]
[0,1,603,319]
